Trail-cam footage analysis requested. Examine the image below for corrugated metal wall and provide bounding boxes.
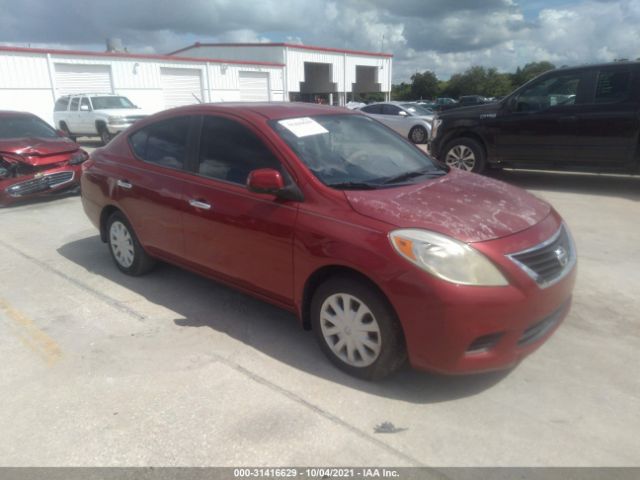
[0,50,286,125]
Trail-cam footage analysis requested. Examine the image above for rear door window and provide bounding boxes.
[69,97,80,111]
[129,116,191,170]
[80,97,91,111]
[361,104,382,114]
[594,70,632,104]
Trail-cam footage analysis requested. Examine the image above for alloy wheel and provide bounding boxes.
[319,293,382,367]
[445,145,476,171]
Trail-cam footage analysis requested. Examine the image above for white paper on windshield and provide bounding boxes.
[278,117,328,138]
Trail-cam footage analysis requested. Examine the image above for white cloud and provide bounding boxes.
[0,0,638,82]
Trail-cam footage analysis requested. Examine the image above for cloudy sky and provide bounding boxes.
[0,0,639,82]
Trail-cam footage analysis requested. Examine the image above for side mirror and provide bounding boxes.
[398,110,408,117]
[56,129,67,137]
[247,168,285,195]
[0,167,10,179]
[80,104,90,111]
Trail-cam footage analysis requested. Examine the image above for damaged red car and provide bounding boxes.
[0,111,87,206]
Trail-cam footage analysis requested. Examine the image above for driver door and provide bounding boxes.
[493,70,594,166]
[180,114,298,305]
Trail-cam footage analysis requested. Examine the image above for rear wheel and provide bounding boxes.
[311,276,406,380]
[59,122,76,142]
[106,211,155,276]
[409,125,428,144]
[443,137,486,173]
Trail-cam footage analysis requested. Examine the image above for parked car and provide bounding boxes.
[81,103,576,380]
[53,93,149,145]
[0,111,87,206]
[358,101,434,143]
[430,61,640,173]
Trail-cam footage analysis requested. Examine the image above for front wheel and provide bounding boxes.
[442,137,486,173]
[311,276,406,380]
[107,211,156,276]
[99,126,113,145]
[409,125,428,144]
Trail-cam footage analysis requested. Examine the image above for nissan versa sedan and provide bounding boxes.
[81,103,577,380]
[1,111,87,206]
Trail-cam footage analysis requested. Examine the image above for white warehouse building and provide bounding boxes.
[0,42,392,127]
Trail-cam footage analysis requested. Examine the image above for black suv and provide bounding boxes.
[430,62,640,174]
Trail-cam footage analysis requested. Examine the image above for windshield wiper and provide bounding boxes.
[326,181,380,190]
[381,168,446,185]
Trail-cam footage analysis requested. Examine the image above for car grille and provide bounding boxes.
[6,171,75,197]
[123,115,146,123]
[508,225,576,288]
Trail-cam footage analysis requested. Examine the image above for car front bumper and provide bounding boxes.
[0,165,82,206]
[383,211,576,374]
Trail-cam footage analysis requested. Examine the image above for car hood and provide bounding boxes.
[0,137,79,162]
[344,169,550,243]
[438,101,502,119]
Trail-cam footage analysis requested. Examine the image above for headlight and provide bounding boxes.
[69,150,88,165]
[431,118,443,139]
[389,229,508,286]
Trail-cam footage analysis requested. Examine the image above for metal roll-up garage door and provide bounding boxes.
[239,72,270,102]
[54,64,112,95]
[160,68,203,108]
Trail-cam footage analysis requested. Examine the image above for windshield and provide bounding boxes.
[272,114,445,189]
[0,115,58,139]
[401,103,434,116]
[91,96,135,109]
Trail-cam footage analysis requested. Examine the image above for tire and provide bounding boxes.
[99,125,112,145]
[442,137,486,173]
[311,275,406,380]
[59,122,76,142]
[409,125,428,144]
[106,211,156,276]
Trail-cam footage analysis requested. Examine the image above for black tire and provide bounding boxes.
[311,275,406,380]
[442,137,486,173]
[59,122,76,142]
[106,211,156,276]
[409,125,428,144]
[99,124,112,145]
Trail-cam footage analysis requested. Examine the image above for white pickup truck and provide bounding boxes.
[53,94,150,145]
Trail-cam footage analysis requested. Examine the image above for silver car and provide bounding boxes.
[357,101,434,144]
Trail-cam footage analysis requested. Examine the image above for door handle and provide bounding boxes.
[188,199,212,210]
[116,179,132,189]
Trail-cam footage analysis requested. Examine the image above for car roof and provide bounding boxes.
[57,93,121,98]
[161,102,357,121]
[0,110,38,118]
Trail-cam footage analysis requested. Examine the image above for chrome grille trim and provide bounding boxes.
[6,171,75,197]
[507,224,576,289]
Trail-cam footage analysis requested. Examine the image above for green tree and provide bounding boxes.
[441,66,512,98]
[410,70,439,100]
[391,82,412,100]
[511,61,555,87]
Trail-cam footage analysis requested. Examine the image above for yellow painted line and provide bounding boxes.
[0,297,62,366]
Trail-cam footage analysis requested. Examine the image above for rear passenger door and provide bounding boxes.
[180,115,298,305]
[573,66,640,168]
[118,115,196,260]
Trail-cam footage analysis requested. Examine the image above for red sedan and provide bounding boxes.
[81,103,577,380]
[0,111,87,206]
